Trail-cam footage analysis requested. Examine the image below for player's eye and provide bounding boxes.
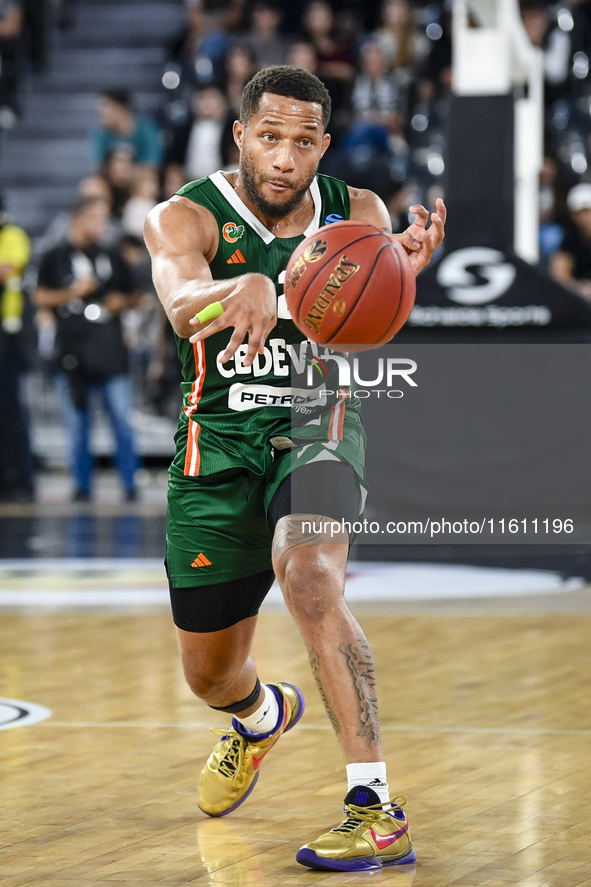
[263,133,276,142]
[299,139,313,147]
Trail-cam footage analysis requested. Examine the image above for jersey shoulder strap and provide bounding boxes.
[175,175,230,220]
[177,173,351,226]
[315,173,351,223]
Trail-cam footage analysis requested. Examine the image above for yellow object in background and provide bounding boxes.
[0,224,31,334]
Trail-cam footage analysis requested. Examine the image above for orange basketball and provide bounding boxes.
[285,220,416,352]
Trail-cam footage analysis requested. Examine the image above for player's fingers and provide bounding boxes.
[244,312,277,365]
[429,211,445,248]
[435,198,447,225]
[395,230,421,253]
[408,205,429,228]
[243,333,264,367]
[188,315,228,343]
[219,327,247,363]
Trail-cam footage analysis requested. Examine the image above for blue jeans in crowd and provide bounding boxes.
[54,372,139,496]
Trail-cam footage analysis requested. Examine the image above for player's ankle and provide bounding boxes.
[235,683,280,735]
[346,762,390,805]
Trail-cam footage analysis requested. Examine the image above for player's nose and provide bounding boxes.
[271,141,296,172]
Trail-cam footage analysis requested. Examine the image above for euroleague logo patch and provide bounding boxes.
[222,222,245,243]
[286,239,328,290]
[0,697,52,731]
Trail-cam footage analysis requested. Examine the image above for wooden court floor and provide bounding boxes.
[2,602,591,886]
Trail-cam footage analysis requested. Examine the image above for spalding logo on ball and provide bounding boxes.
[285,220,416,353]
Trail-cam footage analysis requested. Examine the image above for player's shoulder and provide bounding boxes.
[144,196,218,257]
[347,186,391,231]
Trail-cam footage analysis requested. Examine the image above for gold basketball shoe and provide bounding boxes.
[296,786,416,871]
[198,682,304,817]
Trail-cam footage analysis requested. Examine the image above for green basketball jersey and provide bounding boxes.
[170,171,360,478]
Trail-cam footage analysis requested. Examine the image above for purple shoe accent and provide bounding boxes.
[198,771,260,818]
[295,845,416,871]
[279,682,305,732]
[232,682,305,741]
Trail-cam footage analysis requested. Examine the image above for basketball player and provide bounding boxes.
[145,66,445,871]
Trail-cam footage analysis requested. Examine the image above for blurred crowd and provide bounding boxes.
[0,0,63,127]
[4,0,591,503]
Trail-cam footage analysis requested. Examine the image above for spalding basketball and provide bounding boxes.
[284,220,416,351]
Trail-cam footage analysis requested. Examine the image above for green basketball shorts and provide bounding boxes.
[166,409,367,591]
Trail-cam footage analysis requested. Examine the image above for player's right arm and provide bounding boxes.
[144,198,277,367]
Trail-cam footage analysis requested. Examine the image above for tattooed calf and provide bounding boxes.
[308,645,341,734]
[339,638,381,744]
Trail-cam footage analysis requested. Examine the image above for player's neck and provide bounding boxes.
[224,171,315,238]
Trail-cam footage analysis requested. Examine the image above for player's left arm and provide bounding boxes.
[348,186,446,275]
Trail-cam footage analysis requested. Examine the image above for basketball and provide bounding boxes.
[284,220,416,351]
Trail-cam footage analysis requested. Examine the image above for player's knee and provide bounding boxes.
[280,553,342,624]
[180,656,239,703]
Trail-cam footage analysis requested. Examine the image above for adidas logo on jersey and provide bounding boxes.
[191,553,212,568]
[227,249,246,264]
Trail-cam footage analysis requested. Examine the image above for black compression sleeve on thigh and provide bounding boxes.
[267,461,362,533]
[167,569,276,633]
[208,677,262,714]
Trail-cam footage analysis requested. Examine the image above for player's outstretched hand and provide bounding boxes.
[188,272,277,367]
[394,198,446,275]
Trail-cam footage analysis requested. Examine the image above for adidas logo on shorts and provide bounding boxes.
[191,553,212,568]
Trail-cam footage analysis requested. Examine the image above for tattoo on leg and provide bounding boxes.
[272,515,321,560]
[308,645,341,734]
[339,638,381,744]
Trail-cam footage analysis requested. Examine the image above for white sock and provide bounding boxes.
[235,684,280,735]
[346,762,390,805]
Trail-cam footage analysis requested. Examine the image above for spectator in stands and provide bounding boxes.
[101,146,136,219]
[416,7,452,106]
[166,85,229,183]
[34,196,139,502]
[121,169,159,240]
[223,43,256,116]
[120,233,154,298]
[350,40,403,134]
[372,0,428,85]
[241,1,289,69]
[162,164,188,200]
[522,0,591,106]
[302,1,355,114]
[90,89,163,169]
[168,0,235,88]
[0,195,34,502]
[35,175,121,256]
[549,182,591,299]
[0,0,23,122]
[286,40,319,74]
[220,116,240,170]
[385,180,413,233]
[539,155,567,263]
[333,39,408,199]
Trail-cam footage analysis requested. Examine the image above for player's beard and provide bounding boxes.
[240,148,316,219]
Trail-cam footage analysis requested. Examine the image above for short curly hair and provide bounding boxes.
[240,66,331,130]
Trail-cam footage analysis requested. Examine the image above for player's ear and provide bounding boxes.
[233,120,244,150]
[320,132,331,158]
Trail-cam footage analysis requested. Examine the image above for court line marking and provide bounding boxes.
[0,698,52,731]
[40,721,591,736]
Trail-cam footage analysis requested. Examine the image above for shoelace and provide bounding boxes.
[332,796,408,834]
[210,728,248,786]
